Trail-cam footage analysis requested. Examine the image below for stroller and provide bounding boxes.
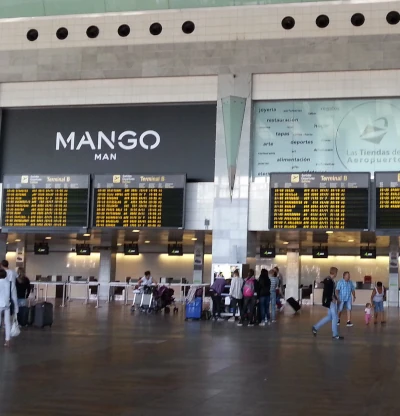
[154,286,178,314]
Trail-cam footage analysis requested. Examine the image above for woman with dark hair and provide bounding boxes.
[258,269,271,326]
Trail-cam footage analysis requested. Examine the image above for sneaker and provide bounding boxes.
[259,321,266,327]
[248,323,254,327]
[267,320,271,325]
[217,317,225,322]
[312,326,317,337]
[337,319,340,325]
[346,321,353,327]
[237,322,243,327]
[271,320,277,323]
[332,335,344,340]
[228,317,236,322]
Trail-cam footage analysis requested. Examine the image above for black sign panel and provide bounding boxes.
[312,247,328,258]
[93,174,185,228]
[1,105,216,182]
[270,173,369,230]
[360,247,376,259]
[76,244,91,256]
[2,175,89,230]
[260,246,276,258]
[124,244,139,256]
[34,243,49,255]
[168,243,183,256]
[375,172,400,229]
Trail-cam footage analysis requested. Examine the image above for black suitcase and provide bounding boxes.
[17,306,30,327]
[286,297,301,313]
[34,302,53,328]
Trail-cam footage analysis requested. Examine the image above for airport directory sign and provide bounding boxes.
[92,174,185,228]
[2,175,90,230]
[270,172,370,230]
[375,172,400,229]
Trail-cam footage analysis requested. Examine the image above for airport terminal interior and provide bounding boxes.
[2,0,400,415]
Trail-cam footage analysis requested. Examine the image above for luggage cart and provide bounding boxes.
[131,292,155,314]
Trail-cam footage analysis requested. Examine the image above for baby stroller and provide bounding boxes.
[154,286,178,314]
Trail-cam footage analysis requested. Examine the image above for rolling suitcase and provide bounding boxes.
[17,306,30,327]
[286,297,301,313]
[34,302,53,328]
[185,297,202,320]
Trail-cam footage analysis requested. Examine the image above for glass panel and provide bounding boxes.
[44,0,106,16]
[106,0,169,12]
[0,0,44,18]
[169,0,235,8]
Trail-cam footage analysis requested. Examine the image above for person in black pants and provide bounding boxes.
[210,273,226,321]
[238,269,257,327]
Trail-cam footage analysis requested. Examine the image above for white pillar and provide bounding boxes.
[388,236,399,307]
[285,251,300,301]
[193,237,205,284]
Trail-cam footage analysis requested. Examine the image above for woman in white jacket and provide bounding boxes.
[228,270,244,322]
[0,268,19,347]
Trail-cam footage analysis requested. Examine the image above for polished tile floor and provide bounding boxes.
[0,303,400,416]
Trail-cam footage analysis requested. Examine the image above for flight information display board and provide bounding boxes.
[92,174,185,228]
[2,175,89,229]
[270,173,369,229]
[375,172,400,229]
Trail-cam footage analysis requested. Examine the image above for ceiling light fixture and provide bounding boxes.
[117,243,122,246]
[283,241,289,245]
[15,239,21,242]
[83,233,91,237]
[132,230,140,233]
[348,239,354,242]
[326,231,333,234]
[145,240,150,244]
[45,236,51,240]
[191,238,198,241]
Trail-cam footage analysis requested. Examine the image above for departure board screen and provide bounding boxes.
[376,172,400,229]
[2,175,89,230]
[270,173,369,230]
[92,174,185,228]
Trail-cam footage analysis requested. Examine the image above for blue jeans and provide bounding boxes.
[259,296,271,322]
[314,302,339,337]
[373,301,384,312]
[338,299,352,312]
[270,292,277,321]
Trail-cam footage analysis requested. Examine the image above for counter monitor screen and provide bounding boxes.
[168,243,183,256]
[360,247,376,259]
[260,246,276,258]
[270,173,369,230]
[312,247,328,258]
[76,244,91,256]
[34,243,49,255]
[375,172,400,229]
[124,244,139,255]
[92,175,185,228]
[2,175,89,230]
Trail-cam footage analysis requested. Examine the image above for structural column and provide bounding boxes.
[212,73,252,268]
[97,234,117,300]
[0,234,7,263]
[388,236,399,307]
[193,234,205,284]
[285,245,300,301]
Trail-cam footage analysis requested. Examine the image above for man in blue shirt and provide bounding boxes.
[336,271,356,327]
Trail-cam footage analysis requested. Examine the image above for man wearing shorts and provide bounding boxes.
[336,271,356,327]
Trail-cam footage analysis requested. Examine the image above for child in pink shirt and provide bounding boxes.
[365,303,372,325]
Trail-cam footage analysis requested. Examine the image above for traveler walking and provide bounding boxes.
[0,268,18,347]
[210,273,226,321]
[228,269,243,322]
[336,271,356,327]
[312,267,343,340]
[258,269,271,326]
[238,269,257,327]
[371,282,386,325]
[269,269,279,322]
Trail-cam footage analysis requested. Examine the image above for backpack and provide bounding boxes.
[243,278,255,297]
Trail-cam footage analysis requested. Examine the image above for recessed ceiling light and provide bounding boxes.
[83,233,91,237]
[326,231,333,234]
[6,242,8,245]
[144,240,150,244]
[45,236,51,240]
[132,230,140,233]
[191,238,198,241]
[348,239,354,242]
[117,243,122,246]
[15,239,21,242]
[283,241,289,245]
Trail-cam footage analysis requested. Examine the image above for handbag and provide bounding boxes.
[10,316,20,338]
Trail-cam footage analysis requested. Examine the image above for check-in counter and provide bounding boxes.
[313,288,377,306]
